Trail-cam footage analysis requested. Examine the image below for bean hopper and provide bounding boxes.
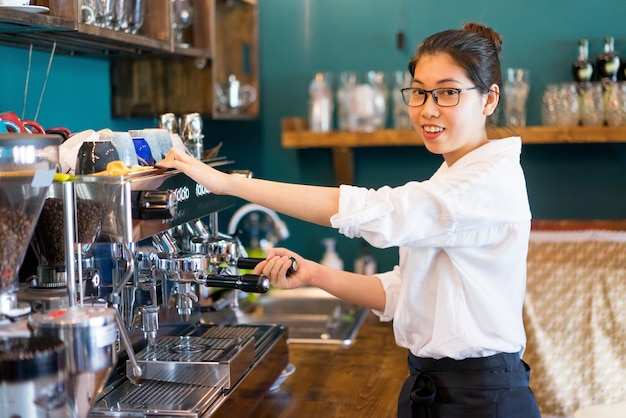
[0,134,61,331]
[0,133,68,417]
[22,176,120,311]
[27,175,127,418]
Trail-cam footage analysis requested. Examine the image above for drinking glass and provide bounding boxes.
[90,0,114,28]
[604,81,626,126]
[132,137,155,166]
[542,83,581,127]
[503,68,530,127]
[99,130,139,167]
[578,82,604,126]
[113,0,145,34]
[179,113,204,158]
[541,84,558,126]
[172,0,194,47]
[554,83,580,127]
[129,129,169,162]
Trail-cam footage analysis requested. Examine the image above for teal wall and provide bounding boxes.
[1,0,625,272]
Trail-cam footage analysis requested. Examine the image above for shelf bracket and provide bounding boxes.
[331,146,354,185]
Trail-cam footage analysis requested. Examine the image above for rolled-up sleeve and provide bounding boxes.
[330,185,395,239]
[372,268,402,321]
[330,182,455,249]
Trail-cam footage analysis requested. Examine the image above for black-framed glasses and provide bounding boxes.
[400,87,481,107]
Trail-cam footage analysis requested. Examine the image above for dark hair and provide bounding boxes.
[408,22,503,120]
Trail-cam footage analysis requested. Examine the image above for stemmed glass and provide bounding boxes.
[172,0,194,47]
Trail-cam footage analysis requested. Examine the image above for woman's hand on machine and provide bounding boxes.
[157,147,197,168]
[253,248,307,289]
[156,148,228,195]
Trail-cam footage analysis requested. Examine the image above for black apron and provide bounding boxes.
[398,351,541,418]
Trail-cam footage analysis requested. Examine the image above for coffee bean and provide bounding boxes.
[33,198,108,267]
[0,208,36,293]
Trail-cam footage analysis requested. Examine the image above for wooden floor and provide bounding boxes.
[250,312,408,417]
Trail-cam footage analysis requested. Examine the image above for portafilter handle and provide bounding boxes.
[203,274,271,293]
[236,257,298,276]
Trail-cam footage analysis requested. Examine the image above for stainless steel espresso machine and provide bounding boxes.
[0,133,288,418]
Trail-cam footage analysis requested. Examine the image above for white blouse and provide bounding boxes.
[330,137,532,360]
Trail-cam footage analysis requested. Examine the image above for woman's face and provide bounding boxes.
[408,53,499,166]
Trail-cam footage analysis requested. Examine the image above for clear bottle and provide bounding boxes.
[596,36,620,82]
[353,241,377,276]
[392,70,412,129]
[336,72,359,131]
[320,238,343,270]
[572,38,594,83]
[308,73,333,132]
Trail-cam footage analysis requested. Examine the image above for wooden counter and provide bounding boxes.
[250,312,408,417]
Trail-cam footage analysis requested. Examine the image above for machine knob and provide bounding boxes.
[131,190,177,220]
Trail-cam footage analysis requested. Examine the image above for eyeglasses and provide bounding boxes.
[400,87,481,107]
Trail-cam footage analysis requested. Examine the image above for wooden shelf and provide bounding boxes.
[0,3,200,58]
[0,1,259,119]
[281,118,626,184]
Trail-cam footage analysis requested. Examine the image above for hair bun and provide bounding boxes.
[463,22,503,54]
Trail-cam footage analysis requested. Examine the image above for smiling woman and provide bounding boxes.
[405,25,502,166]
[157,21,541,418]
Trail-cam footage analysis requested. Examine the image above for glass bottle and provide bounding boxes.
[308,73,333,132]
[336,72,359,131]
[392,70,412,129]
[596,36,620,82]
[572,38,594,83]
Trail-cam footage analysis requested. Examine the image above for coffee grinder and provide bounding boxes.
[0,134,62,333]
[21,177,117,312]
[0,133,70,418]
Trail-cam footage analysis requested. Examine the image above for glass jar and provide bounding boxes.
[336,71,388,132]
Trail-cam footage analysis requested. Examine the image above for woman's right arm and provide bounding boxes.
[157,148,340,227]
[254,248,387,312]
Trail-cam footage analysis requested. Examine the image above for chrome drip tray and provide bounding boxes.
[90,378,226,417]
[91,324,289,418]
[129,333,255,389]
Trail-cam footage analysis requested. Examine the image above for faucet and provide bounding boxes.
[227,203,290,254]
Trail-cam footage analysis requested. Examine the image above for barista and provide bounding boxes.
[157,22,541,418]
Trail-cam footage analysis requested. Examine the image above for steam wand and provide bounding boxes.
[105,243,143,380]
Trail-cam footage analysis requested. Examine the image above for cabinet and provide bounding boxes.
[281,118,626,184]
[0,0,258,119]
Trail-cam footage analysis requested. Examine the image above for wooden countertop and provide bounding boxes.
[250,312,408,417]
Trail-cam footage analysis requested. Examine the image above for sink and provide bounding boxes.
[237,287,369,345]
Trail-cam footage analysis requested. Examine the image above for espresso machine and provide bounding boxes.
[83,159,288,418]
[1,133,288,417]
